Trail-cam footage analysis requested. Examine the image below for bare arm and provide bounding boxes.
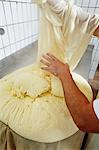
[60,71,99,133]
[93,26,99,38]
[40,53,99,133]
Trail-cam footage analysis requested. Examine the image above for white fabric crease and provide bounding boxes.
[33,0,99,70]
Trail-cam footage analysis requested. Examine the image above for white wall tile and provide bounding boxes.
[26,38,30,45]
[27,37,32,45]
[18,24,24,41]
[0,36,3,49]
[83,0,89,6]
[3,2,13,25]
[91,61,98,72]
[23,39,28,47]
[31,4,35,20]
[0,48,5,60]
[14,23,24,42]
[17,3,23,23]
[91,38,98,47]
[89,37,94,45]
[0,2,6,26]
[14,24,19,42]
[31,4,38,20]
[94,51,99,61]
[24,22,29,38]
[5,46,11,57]
[11,2,18,23]
[26,22,30,37]
[92,50,96,62]
[94,8,99,14]
[22,3,28,22]
[28,22,32,36]
[31,21,34,36]
[11,44,16,53]
[35,21,39,34]
[31,37,34,43]
[81,0,89,6]
[2,26,9,47]
[8,26,15,44]
[89,0,97,7]
[29,37,33,43]
[97,0,99,6]
[89,70,95,79]
[35,5,39,19]
[24,23,27,38]
[20,40,25,49]
[75,0,82,6]
[33,34,38,42]
[16,42,21,51]
[27,3,31,21]
[32,21,38,35]
[82,7,88,12]
[88,8,94,14]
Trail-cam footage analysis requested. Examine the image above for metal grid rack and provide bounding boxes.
[0,0,99,79]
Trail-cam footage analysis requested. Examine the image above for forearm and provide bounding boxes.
[59,71,93,129]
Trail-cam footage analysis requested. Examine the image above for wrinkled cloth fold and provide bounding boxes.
[32,0,99,70]
[0,121,85,150]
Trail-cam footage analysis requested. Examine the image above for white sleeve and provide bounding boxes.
[32,0,47,4]
[32,0,66,7]
[47,0,67,11]
[93,99,99,119]
[75,5,99,34]
[32,0,67,14]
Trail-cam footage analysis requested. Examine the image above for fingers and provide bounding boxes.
[41,67,50,72]
[40,53,60,67]
[46,53,58,61]
[41,53,59,62]
[40,59,51,66]
[42,54,54,62]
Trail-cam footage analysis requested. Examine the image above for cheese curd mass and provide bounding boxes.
[0,64,92,143]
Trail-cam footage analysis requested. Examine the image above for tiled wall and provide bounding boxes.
[75,0,99,79]
[0,0,39,60]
